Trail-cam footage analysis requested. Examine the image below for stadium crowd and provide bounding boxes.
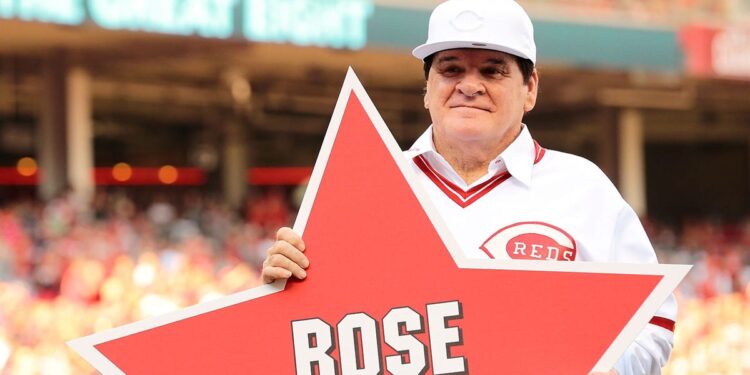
[647,218,750,374]
[0,190,748,374]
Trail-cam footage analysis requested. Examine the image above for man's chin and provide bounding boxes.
[438,123,490,142]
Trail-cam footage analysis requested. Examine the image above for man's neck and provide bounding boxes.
[433,125,522,186]
[437,145,495,185]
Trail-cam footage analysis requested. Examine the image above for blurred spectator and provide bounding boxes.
[0,209,32,280]
[40,190,77,239]
[649,217,750,300]
[246,188,291,233]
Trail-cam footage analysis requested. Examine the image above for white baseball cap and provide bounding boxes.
[412,0,537,64]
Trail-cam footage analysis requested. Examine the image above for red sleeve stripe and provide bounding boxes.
[649,316,675,332]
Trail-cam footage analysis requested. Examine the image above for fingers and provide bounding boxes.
[270,228,309,269]
[265,253,307,280]
[268,240,309,269]
[261,266,292,284]
[276,227,305,252]
[261,227,309,284]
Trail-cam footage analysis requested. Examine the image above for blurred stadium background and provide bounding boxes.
[0,0,749,373]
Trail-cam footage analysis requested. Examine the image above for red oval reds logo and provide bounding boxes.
[480,222,577,261]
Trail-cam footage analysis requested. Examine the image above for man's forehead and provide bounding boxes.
[434,49,514,63]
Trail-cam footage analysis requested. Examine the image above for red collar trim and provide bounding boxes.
[414,141,546,208]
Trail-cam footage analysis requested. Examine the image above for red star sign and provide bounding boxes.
[69,70,689,374]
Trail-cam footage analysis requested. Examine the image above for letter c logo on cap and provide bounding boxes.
[451,10,484,32]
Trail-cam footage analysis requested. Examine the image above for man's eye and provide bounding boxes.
[482,67,508,76]
[439,65,462,75]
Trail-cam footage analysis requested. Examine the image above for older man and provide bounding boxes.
[261,1,676,374]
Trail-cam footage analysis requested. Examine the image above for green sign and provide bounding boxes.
[0,0,85,25]
[243,0,372,49]
[0,0,373,49]
[89,0,237,38]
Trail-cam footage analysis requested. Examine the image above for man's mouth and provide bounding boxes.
[450,105,490,112]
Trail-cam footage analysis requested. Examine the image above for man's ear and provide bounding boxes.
[423,84,430,109]
[524,69,539,112]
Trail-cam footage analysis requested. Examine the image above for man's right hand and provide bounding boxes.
[261,227,309,284]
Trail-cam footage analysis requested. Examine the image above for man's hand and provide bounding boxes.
[261,227,309,284]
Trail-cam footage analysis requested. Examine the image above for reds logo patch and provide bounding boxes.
[480,222,577,261]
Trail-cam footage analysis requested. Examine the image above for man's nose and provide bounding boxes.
[456,73,485,97]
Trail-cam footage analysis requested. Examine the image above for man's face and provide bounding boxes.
[424,49,538,148]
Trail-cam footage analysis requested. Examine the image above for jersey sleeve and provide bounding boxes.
[609,203,677,375]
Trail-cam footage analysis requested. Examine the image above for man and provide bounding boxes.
[262,1,677,374]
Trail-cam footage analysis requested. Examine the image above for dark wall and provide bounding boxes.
[646,142,749,221]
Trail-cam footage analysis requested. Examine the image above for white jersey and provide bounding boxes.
[405,125,677,375]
